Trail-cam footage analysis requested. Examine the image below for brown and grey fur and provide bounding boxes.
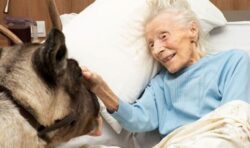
[0,0,100,147]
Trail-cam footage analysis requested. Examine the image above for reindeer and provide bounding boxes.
[0,0,100,147]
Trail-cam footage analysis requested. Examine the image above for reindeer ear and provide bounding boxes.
[34,28,68,86]
[43,28,67,75]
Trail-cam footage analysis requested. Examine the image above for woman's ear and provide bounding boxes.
[188,21,199,42]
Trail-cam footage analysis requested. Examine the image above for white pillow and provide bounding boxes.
[188,0,227,33]
[63,0,227,134]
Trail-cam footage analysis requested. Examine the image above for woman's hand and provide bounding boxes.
[81,66,104,94]
[81,66,119,113]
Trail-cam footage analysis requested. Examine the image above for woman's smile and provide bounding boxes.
[162,53,176,64]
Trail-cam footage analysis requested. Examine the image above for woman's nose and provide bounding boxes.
[153,40,164,55]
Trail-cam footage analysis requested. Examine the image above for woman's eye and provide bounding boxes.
[160,32,168,40]
[148,42,154,48]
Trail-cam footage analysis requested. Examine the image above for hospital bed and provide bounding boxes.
[58,21,250,148]
[56,0,250,148]
[57,0,250,147]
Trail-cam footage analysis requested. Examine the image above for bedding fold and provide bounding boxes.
[154,100,250,148]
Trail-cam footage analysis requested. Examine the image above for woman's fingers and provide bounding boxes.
[81,66,92,80]
[81,66,104,93]
[81,66,89,72]
[82,71,92,80]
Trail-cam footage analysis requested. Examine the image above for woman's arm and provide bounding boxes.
[81,66,159,132]
[82,67,119,112]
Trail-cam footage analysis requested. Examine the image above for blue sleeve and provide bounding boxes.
[111,84,159,132]
[220,50,250,104]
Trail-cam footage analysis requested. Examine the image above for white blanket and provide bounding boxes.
[154,100,250,148]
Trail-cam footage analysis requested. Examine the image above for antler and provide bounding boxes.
[0,24,23,45]
[46,0,62,31]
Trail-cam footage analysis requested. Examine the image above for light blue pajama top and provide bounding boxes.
[112,49,250,136]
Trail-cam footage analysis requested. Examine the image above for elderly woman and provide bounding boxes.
[82,0,250,147]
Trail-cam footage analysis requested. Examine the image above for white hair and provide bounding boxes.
[145,0,209,54]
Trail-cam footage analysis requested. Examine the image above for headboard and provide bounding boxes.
[211,0,250,21]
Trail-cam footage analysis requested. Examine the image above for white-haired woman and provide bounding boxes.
[82,0,250,147]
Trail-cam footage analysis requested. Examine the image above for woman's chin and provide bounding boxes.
[166,64,185,74]
[167,67,178,74]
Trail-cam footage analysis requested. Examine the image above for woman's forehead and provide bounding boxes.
[147,13,176,29]
[145,13,175,35]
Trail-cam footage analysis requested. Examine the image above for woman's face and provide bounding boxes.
[145,13,201,74]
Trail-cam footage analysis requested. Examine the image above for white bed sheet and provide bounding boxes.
[59,21,250,148]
